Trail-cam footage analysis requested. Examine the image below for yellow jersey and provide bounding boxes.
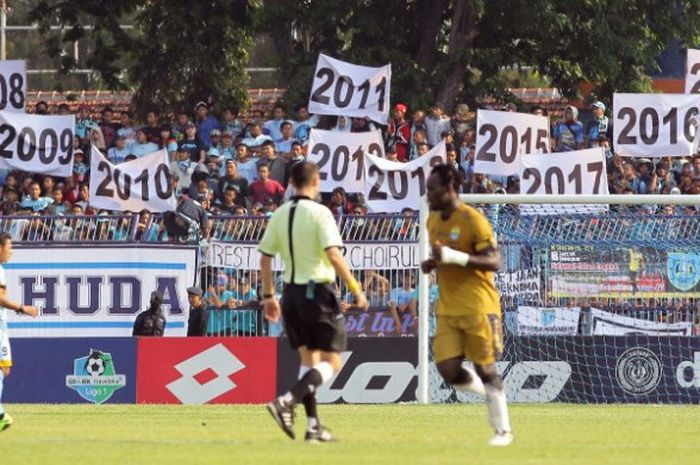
[427,203,500,316]
[628,250,643,272]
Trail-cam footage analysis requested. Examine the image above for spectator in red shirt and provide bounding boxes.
[249,163,285,206]
[387,103,410,162]
[325,187,354,216]
[63,176,80,205]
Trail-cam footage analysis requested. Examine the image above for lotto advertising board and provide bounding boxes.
[136,337,277,404]
[435,336,700,404]
[277,338,419,404]
[3,338,137,404]
[5,336,700,404]
[276,335,700,404]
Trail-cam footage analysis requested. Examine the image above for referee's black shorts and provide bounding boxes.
[281,283,347,353]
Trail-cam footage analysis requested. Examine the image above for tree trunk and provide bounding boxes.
[415,0,446,71]
[435,0,478,110]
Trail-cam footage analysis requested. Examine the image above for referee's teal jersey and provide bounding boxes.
[258,197,343,285]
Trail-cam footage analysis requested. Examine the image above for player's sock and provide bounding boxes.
[485,383,512,433]
[451,365,486,397]
[298,365,319,429]
[287,362,334,405]
[0,369,5,418]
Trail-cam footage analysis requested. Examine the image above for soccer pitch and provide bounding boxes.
[1,404,697,465]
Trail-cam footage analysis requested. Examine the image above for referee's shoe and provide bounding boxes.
[266,397,296,439]
[305,425,338,443]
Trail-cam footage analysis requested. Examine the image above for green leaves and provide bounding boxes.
[28,0,700,114]
[29,0,257,117]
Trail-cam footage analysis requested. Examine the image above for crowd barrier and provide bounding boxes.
[4,210,700,339]
[5,336,700,404]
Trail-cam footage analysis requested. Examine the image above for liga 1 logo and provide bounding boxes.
[615,347,662,396]
[66,349,127,404]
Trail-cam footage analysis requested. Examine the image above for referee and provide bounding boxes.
[260,161,368,443]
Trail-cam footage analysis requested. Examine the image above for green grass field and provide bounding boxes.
[1,404,697,465]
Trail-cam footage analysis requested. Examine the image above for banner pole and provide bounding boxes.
[417,196,430,404]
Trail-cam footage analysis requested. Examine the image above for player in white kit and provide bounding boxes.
[0,233,39,432]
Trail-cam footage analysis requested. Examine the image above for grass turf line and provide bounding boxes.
[1,404,697,465]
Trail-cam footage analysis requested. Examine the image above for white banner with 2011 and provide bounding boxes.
[308,54,391,125]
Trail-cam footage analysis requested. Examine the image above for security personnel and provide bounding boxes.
[261,161,368,443]
[186,286,208,337]
[132,291,167,336]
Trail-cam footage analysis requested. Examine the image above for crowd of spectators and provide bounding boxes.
[4,97,699,237]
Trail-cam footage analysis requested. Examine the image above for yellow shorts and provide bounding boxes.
[433,313,503,365]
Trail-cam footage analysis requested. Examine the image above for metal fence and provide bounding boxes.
[4,210,700,338]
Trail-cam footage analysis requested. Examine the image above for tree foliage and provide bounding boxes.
[259,0,700,111]
[27,0,700,115]
[28,0,256,117]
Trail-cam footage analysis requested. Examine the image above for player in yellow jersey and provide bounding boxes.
[628,249,644,295]
[421,165,513,446]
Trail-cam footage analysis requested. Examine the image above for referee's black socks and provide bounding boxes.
[298,366,319,427]
[286,362,335,405]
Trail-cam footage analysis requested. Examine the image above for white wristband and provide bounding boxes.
[440,246,470,266]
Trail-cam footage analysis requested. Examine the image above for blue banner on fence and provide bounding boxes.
[3,338,137,403]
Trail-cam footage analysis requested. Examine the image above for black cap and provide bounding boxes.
[150,291,164,303]
[187,286,203,296]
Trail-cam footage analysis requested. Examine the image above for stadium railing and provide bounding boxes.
[6,209,699,339]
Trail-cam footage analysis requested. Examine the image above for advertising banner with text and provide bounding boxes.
[5,245,198,337]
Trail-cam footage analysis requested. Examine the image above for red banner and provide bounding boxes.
[136,337,277,404]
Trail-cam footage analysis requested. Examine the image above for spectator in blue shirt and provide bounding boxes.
[231,277,257,303]
[131,128,160,158]
[292,104,318,143]
[195,101,221,150]
[20,181,54,212]
[586,101,611,147]
[622,161,648,194]
[72,150,89,182]
[553,106,585,152]
[75,104,98,140]
[205,274,235,309]
[389,274,417,335]
[235,143,259,184]
[107,134,131,164]
[241,122,273,155]
[222,106,244,139]
[275,121,297,155]
[263,104,288,142]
